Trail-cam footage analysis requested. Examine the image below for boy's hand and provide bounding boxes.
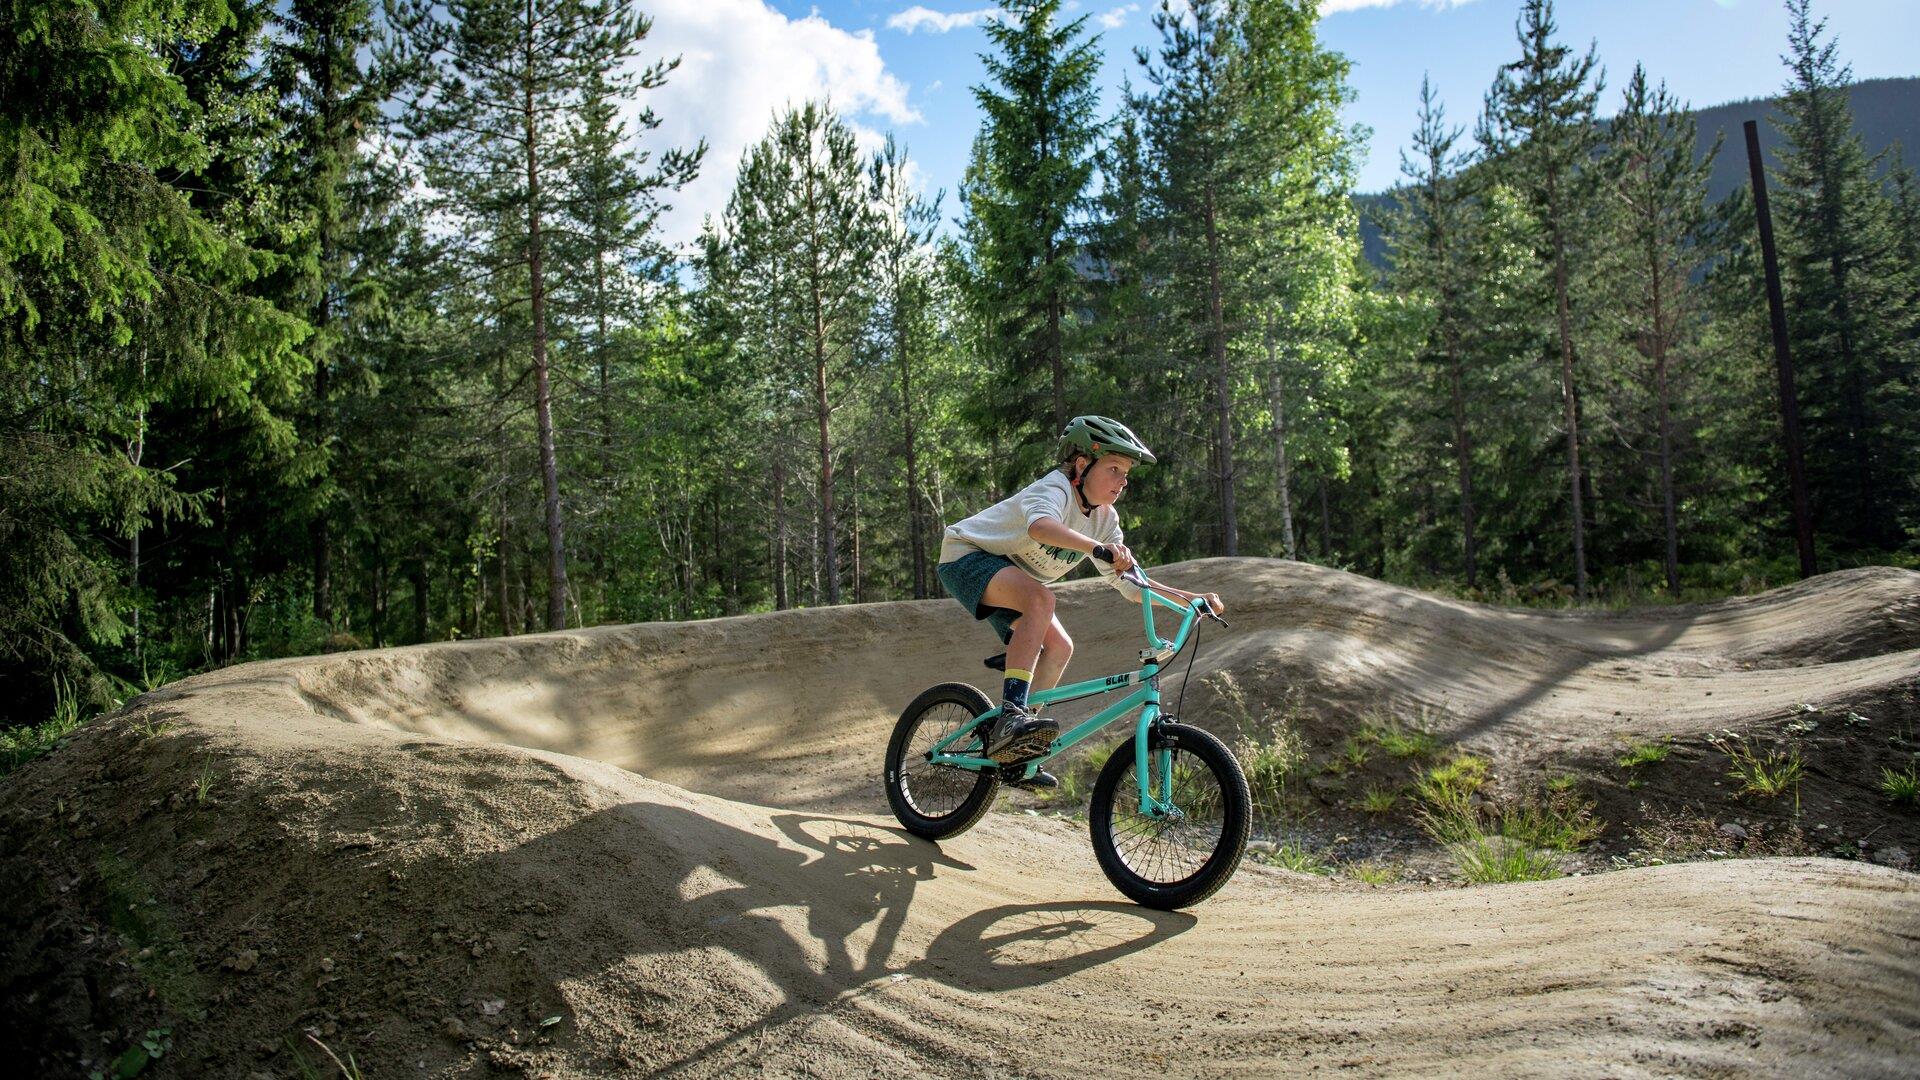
[1200,592,1225,616]
[1093,541,1136,572]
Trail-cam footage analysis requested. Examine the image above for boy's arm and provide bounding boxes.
[1025,515,1100,554]
[1027,516,1134,570]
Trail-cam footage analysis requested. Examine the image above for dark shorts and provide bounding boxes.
[937,550,1025,645]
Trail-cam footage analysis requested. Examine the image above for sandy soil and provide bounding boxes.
[2,558,1917,1077]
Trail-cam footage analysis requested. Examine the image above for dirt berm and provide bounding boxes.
[3,558,1917,1077]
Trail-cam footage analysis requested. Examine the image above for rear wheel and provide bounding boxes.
[885,682,999,840]
[1089,722,1249,909]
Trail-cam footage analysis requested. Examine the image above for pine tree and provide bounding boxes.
[1137,0,1243,554]
[961,0,1102,463]
[1771,0,1918,549]
[551,62,702,618]
[1237,0,1361,565]
[1596,65,1719,592]
[1386,76,1482,585]
[395,0,665,630]
[871,138,943,599]
[708,104,880,606]
[1480,0,1605,598]
[268,0,395,630]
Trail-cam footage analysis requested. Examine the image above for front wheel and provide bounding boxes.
[885,682,1000,840]
[1089,722,1250,909]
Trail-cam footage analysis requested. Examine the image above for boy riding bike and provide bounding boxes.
[936,416,1226,786]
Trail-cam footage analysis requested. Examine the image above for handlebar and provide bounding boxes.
[1115,564,1229,628]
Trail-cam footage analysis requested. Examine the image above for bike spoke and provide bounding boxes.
[900,702,985,819]
[1107,745,1226,885]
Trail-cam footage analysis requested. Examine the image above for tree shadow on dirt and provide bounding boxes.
[451,801,1194,1074]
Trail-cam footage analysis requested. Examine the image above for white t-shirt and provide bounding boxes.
[939,470,1144,603]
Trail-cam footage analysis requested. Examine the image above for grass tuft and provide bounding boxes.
[1359,713,1440,760]
[1881,761,1919,806]
[1,676,88,776]
[1452,836,1562,883]
[1710,735,1804,809]
[1255,842,1330,875]
[1205,671,1309,821]
[1343,860,1399,885]
[1615,739,1671,769]
[1409,753,1599,881]
[1358,785,1399,814]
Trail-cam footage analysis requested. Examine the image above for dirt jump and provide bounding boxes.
[3,558,1917,1076]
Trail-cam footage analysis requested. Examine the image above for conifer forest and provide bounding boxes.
[6,0,1918,728]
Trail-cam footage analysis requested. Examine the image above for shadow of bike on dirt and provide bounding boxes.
[438,800,1194,1073]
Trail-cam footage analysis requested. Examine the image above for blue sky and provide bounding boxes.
[634,1,1919,250]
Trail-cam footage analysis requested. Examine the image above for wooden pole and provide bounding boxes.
[1744,120,1816,579]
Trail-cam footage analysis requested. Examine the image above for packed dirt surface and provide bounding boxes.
[3,558,1918,1077]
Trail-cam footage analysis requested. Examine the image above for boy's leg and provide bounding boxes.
[978,567,1057,761]
[1032,615,1075,695]
[980,567,1053,708]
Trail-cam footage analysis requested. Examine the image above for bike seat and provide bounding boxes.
[983,652,1007,671]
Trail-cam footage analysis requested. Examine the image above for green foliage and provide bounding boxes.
[1770,0,1920,552]
[1411,753,1598,879]
[1360,715,1441,759]
[1710,734,1804,806]
[1452,836,1563,883]
[1343,860,1399,884]
[1263,842,1330,875]
[1877,761,1917,806]
[1205,671,1310,820]
[1357,785,1399,814]
[1615,739,1672,768]
[0,676,89,775]
[960,0,1103,463]
[2,0,1915,718]
[91,1027,172,1080]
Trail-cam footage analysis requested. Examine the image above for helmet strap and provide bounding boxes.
[1070,455,1096,514]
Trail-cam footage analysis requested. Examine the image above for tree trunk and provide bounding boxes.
[1548,199,1589,600]
[1205,183,1237,556]
[1445,328,1478,590]
[1264,319,1295,560]
[312,330,332,628]
[850,465,862,604]
[525,6,569,631]
[772,454,788,611]
[412,562,429,644]
[901,327,928,600]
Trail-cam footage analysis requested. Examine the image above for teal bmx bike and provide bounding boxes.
[883,567,1250,909]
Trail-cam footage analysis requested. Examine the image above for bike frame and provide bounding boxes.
[926,570,1207,818]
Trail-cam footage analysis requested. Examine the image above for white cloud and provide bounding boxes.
[1097,3,1139,30]
[887,5,1002,34]
[1319,0,1481,14]
[631,0,922,254]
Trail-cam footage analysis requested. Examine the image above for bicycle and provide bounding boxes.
[883,566,1249,909]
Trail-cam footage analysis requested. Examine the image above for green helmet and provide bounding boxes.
[1057,415,1156,465]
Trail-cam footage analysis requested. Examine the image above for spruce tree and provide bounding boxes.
[1770,0,1917,549]
[1137,0,1243,554]
[1480,0,1605,598]
[962,0,1102,458]
[269,0,395,630]
[0,0,306,714]
[1386,76,1481,586]
[1596,65,1718,592]
[871,138,942,599]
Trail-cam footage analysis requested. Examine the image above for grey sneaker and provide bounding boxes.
[984,702,1058,764]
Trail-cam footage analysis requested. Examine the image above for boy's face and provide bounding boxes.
[1082,454,1136,507]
